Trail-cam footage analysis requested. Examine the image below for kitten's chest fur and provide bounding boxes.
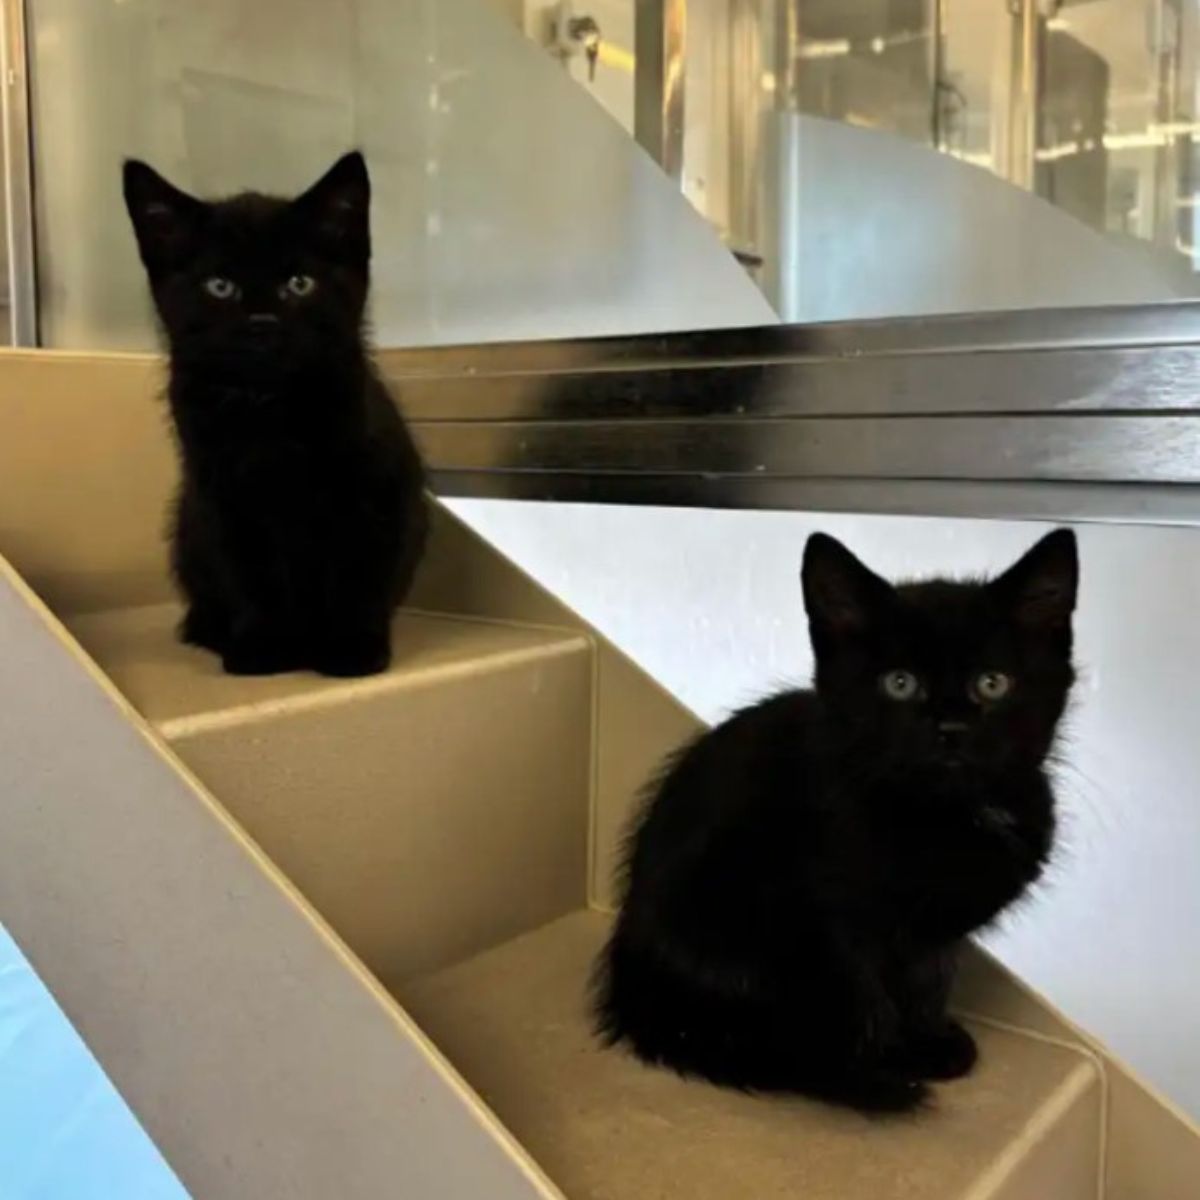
[827,765,1056,944]
[170,372,377,505]
[658,694,1058,951]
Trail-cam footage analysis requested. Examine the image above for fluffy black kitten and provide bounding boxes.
[123,152,426,677]
[595,530,1078,1112]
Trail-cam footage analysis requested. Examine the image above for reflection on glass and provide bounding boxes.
[533,1,1200,307]
[25,0,771,350]
[768,0,1200,286]
[940,0,1199,283]
[17,0,1200,343]
[784,0,936,145]
[1038,1,1199,273]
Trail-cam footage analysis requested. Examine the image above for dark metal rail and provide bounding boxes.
[381,303,1200,525]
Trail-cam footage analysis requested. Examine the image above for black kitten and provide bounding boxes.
[123,152,426,677]
[595,530,1078,1112]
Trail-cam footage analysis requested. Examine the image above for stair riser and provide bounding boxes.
[168,643,592,987]
[0,562,560,1200]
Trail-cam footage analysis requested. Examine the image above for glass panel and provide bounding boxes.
[516,1,636,134]
[1038,0,1199,274]
[784,0,937,144]
[25,0,773,350]
[937,0,1017,173]
[23,0,1200,340]
[522,1,1200,321]
[791,0,1200,305]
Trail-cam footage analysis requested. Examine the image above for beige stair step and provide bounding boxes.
[66,602,596,987]
[8,350,1200,1199]
[402,910,1103,1200]
[65,602,580,731]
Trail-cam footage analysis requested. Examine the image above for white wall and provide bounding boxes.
[449,498,1200,1121]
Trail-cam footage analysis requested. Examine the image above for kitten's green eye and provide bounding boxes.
[973,671,1014,702]
[282,274,316,298]
[204,277,238,300]
[881,669,921,702]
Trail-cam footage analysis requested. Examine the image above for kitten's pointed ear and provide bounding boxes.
[122,159,206,275]
[802,534,893,635]
[295,150,370,259]
[990,529,1078,631]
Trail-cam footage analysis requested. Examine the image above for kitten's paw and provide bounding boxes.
[221,638,305,676]
[811,1070,931,1113]
[310,634,392,678]
[180,606,231,653]
[902,1020,978,1081]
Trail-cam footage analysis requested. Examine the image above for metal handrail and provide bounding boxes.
[380,302,1200,527]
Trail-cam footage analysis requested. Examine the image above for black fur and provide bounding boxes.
[594,530,1078,1112]
[123,151,426,677]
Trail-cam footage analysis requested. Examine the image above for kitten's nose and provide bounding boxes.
[937,719,969,745]
[248,312,280,326]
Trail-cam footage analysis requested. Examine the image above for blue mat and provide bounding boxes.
[0,923,188,1200]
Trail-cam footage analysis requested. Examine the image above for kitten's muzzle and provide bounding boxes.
[935,719,971,764]
[937,719,970,739]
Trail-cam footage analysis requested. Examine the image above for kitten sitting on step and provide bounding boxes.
[595,530,1078,1112]
[124,151,427,678]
